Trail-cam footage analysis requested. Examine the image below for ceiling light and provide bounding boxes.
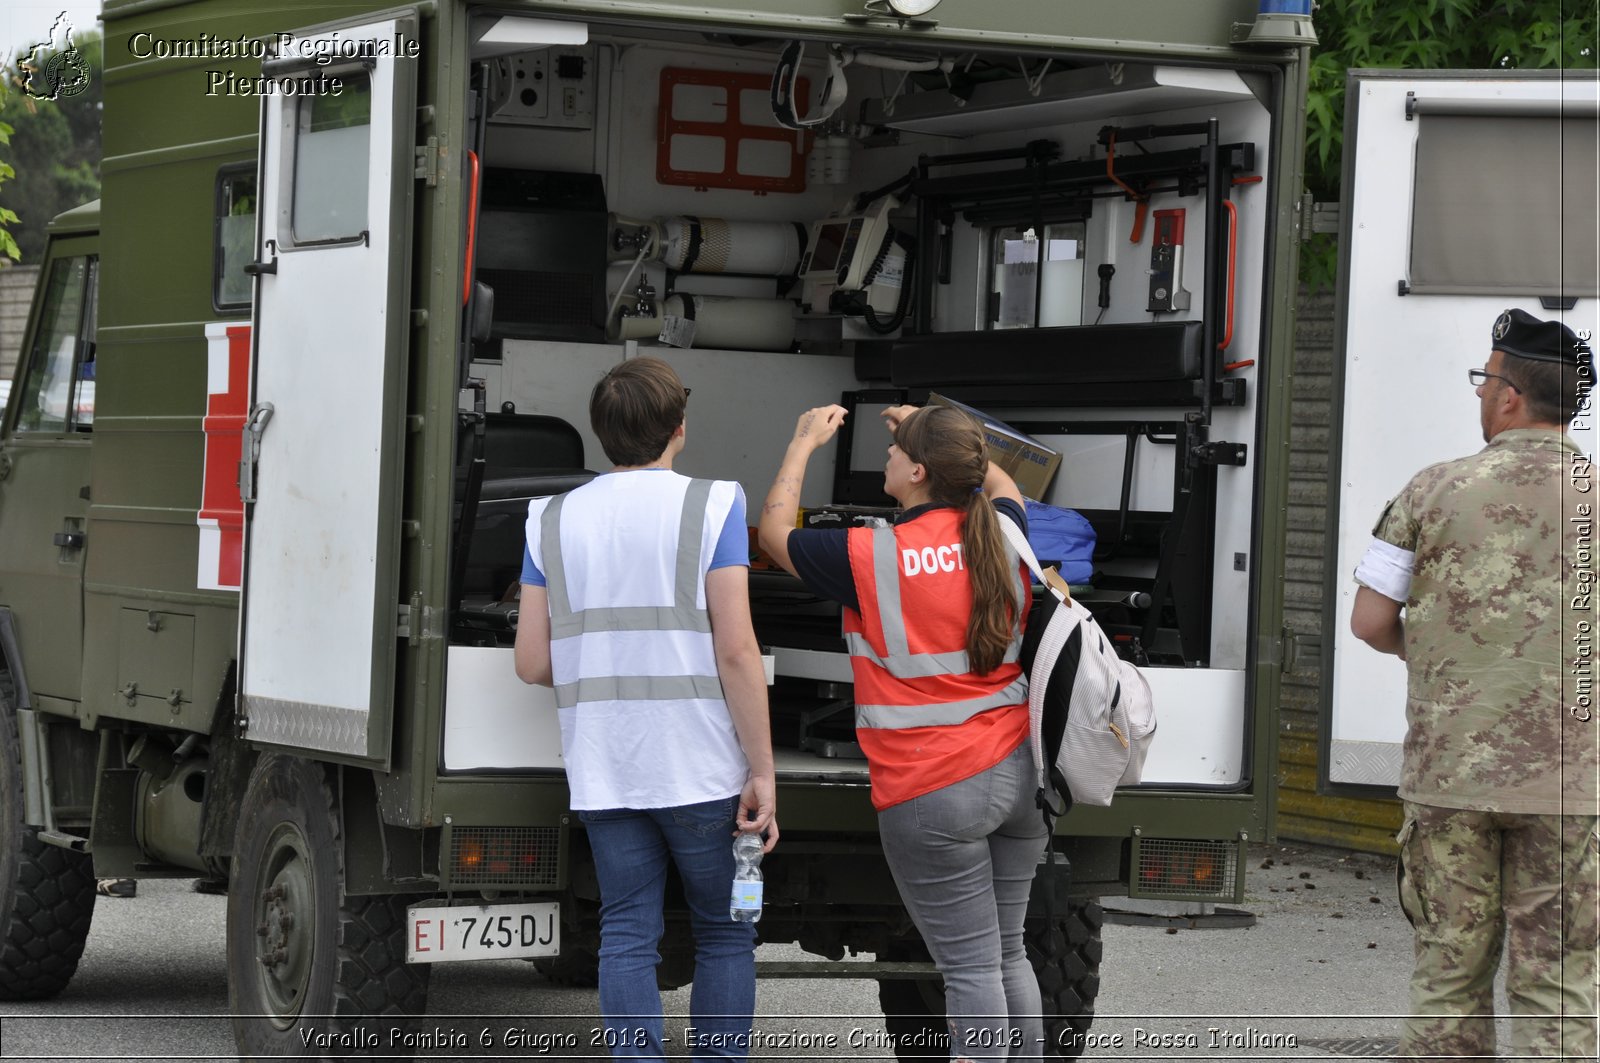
[866,0,943,17]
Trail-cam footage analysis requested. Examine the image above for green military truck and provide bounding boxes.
[0,0,1315,1056]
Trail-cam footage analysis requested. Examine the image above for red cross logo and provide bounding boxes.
[198,323,249,590]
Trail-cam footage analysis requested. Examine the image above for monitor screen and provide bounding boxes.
[832,389,905,505]
[848,400,893,472]
[808,220,849,274]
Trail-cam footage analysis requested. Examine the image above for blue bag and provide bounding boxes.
[1023,500,1096,585]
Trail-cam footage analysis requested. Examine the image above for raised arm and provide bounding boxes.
[758,405,847,576]
[983,460,1025,509]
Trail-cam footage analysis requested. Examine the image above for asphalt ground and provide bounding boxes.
[0,841,1522,1062]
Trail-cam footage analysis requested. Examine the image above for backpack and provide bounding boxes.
[999,514,1156,814]
[1022,499,1096,585]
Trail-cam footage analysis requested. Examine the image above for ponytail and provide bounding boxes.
[962,492,1018,675]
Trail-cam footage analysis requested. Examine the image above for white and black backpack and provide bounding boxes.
[999,515,1157,817]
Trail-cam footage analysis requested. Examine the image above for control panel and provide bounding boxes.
[489,46,597,129]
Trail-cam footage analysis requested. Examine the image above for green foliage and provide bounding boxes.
[1303,0,1597,284]
[0,82,18,266]
[2,29,102,264]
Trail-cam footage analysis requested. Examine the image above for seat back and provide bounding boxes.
[462,411,586,477]
[456,411,593,603]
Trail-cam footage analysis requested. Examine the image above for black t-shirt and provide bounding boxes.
[787,498,1028,613]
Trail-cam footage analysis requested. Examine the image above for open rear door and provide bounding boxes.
[1324,71,1599,792]
[238,13,419,764]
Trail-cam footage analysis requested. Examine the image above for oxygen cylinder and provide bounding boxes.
[611,294,796,352]
[656,217,806,277]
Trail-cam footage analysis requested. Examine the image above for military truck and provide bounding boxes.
[0,1,1316,1056]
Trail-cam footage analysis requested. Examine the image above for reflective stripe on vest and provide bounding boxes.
[849,520,1029,729]
[541,478,718,709]
[855,674,1031,729]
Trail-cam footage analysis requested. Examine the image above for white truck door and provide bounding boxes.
[1325,71,1598,791]
[238,14,419,763]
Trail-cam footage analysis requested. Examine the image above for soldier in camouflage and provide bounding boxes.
[1351,308,1599,1062]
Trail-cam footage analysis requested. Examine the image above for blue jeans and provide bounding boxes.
[578,796,757,1061]
[878,742,1048,1062]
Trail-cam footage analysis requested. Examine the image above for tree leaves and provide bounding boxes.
[0,97,16,265]
[1301,0,1598,286]
[1,29,102,263]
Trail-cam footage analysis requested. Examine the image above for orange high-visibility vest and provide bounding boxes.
[844,507,1031,809]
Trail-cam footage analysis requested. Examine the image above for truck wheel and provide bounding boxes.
[876,900,1104,1062]
[876,976,948,1059]
[227,753,429,1059]
[876,938,948,1059]
[530,947,599,986]
[0,671,97,1001]
[532,895,599,985]
[1027,900,1104,1059]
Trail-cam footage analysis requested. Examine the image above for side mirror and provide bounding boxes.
[471,281,495,344]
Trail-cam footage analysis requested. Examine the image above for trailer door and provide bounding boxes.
[238,14,419,763]
[1324,71,1598,792]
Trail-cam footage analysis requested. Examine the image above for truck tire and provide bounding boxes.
[227,753,429,1059]
[0,670,97,1001]
[530,948,599,986]
[531,893,599,985]
[876,975,948,1059]
[1027,900,1104,1058]
[876,900,1104,1062]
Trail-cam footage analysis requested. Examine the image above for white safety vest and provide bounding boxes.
[526,470,749,811]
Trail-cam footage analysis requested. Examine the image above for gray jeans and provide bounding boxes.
[878,741,1049,1062]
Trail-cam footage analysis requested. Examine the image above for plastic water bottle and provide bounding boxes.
[729,832,764,922]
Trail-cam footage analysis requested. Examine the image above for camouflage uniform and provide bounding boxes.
[1364,428,1599,1062]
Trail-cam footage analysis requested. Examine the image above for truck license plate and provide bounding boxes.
[406,901,559,963]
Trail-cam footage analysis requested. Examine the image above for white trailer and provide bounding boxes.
[1324,69,1599,793]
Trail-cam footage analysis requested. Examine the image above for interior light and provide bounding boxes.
[471,16,588,59]
[867,0,943,17]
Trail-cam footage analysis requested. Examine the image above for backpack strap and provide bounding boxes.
[999,512,1077,838]
[997,510,1045,582]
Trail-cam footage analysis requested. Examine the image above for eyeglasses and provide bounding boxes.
[1468,368,1520,393]
[682,388,692,401]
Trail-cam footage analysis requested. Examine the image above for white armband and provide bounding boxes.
[1353,536,1414,602]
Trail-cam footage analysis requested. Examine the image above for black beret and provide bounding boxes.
[1491,307,1592,366]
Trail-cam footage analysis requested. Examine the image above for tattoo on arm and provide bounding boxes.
[763,477,801,516]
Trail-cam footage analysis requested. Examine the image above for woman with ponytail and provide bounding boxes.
[760,402,1043,1062]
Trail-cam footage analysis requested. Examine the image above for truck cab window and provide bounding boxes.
[15,254,96,433]
[214,168,257,310]
[290,74,372,243]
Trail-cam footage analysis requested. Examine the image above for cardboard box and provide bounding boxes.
[928,393,1061,500]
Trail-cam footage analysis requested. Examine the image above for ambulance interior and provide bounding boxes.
[443,14,1275,787]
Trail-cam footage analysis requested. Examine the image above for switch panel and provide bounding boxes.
[489,46,596,129]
